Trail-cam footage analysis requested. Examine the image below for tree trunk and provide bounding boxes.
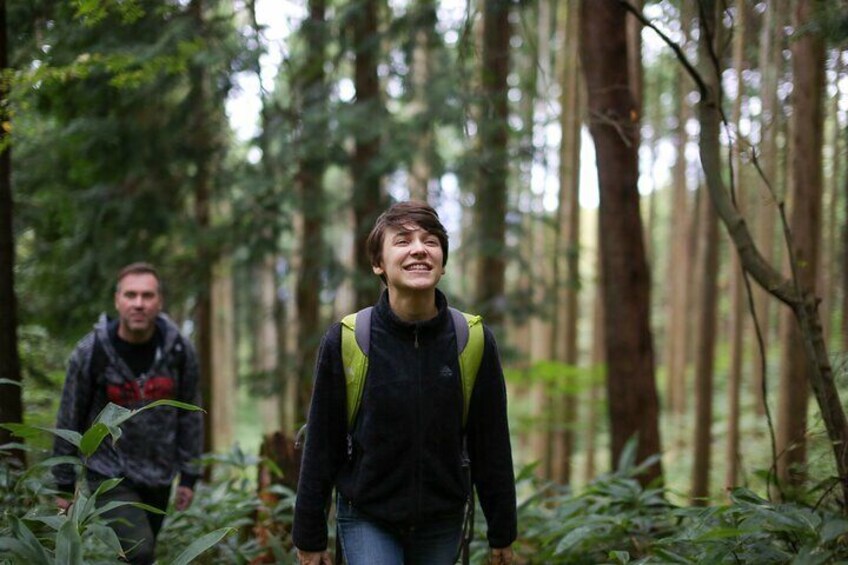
[725,0,748,492]
[211,256,236,451]
[189,0,215,458]
[584,218,604,482]
[408,0,437,202]
[580,0,662,485]
[476,0,511,327]
[0,0,24,467]
[665,1,693,421]
[255,258,281,432]
[352,0,384,310]
[750,0,784,416]
[552,0,582,485]
[295,0,327,422]
[776,0,825,494]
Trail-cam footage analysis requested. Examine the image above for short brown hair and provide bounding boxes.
[366,201,449,282]
[115,262,161,293]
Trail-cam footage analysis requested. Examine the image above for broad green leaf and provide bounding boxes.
[79,423,112,457]
[821,518,848,543]
[140,398,205,413]
[10,516,51,564]
[555,524,596,554]
[92,477,123,498]
[90,499,167,523]
[29,514,66,531]
[0,378,22,386]
[0,423,82,447]
[609,550,630,563]
[0,538,37,561]
[56,518,83,565]
[88,523,125,558]
[169,527,233,565]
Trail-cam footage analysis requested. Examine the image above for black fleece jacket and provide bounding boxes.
[292,290,517,551]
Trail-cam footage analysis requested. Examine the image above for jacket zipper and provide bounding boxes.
[414,324,422,525]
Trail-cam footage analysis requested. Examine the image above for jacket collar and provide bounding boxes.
[374,288,449,342]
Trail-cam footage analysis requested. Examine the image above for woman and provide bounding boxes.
[293,201,516,565]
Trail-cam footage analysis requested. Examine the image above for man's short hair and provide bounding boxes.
[116,262,162,293]
[366,201,449,281]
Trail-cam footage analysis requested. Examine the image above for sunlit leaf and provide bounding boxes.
[169,527,233,565]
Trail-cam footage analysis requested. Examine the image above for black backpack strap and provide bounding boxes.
[354,306,373,355]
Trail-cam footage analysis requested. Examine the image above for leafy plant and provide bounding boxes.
[0,400,231,564]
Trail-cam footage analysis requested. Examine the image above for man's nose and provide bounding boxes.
[410,239,426,254]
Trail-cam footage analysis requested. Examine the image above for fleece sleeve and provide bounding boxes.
[176,337,204,487]
[291,324,348,552]
[467,326,518,549]
[51,334,97,491]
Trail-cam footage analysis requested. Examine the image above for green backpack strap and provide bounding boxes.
[341,308,371,430]
[341,307,484,431]
[453,310,484,428]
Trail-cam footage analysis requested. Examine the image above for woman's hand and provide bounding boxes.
[489,545,514,564]
[296,549,333,564]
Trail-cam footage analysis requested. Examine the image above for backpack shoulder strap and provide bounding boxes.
[341,307,372,430]
[449,308,484,427]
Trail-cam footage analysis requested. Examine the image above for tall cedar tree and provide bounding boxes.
[352,0,385,310]
[295,0,327,421]
[580,0,662,485]
[476,0,510,326]
[0,0,25,466]
[776,0,826,493]
[691,0,722,505]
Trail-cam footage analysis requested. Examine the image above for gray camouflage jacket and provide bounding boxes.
[52,313,203,490]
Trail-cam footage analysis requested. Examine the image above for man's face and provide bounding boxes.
[373,224,445,295]
[114,273,162,341]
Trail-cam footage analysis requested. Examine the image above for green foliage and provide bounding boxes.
[0,401,227,564]
[511,455,848,564]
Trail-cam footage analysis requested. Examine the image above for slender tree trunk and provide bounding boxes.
[0,0,24,466]
[751,0,784,416]
[690,0,724,506]
[255,259,281,432]
[666,2,693,421]
[580,0,662,485]
[776,0,826,494]
[552,0,582,485]
[409,0,437,202]
[725,0,748,491]
[295,0,327,422]
[476,0,511,327]
[584,219,604,483]
[821,51,841,343]
[189,0,214,458]
[352,0,384,310]
[211,257,236,450]
[843,120,848,352]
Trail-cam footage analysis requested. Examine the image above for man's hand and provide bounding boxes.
[296,549,333,564]
[175,486,194,511]
[55,497,72,514]
[489,546,514,564]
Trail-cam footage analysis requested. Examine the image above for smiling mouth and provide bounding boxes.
[404,264,432,272]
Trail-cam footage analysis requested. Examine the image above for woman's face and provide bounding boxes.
[373,223,445,295]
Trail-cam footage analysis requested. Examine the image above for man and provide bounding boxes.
[293,202,516,564]
[52,262,203,565]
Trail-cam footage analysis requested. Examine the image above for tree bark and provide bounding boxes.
[352,0,385,310]
[750,0,784,416]
[580,0,662,485]
[408,0,437,202]
[475,0,511,327]
[552,0,582,485]
[0,0,25,466]
[189,0,215,458]
[725,0,748,491]
[776,0,826,494]
[295,0,327,422]
[211,257,236,451]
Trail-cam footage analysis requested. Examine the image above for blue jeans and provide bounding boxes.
[336,496,464,565]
